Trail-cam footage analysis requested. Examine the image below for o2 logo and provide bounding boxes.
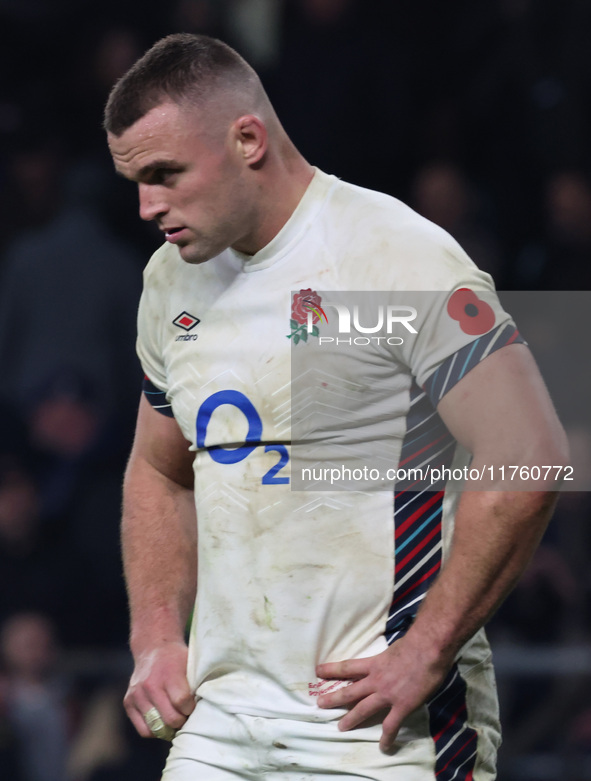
[196,390,289,485]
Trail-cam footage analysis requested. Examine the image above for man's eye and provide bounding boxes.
[152,169,178,184]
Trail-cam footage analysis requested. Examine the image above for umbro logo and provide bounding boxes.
[173,311,200,331]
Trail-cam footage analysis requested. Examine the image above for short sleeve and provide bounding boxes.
[136,265,169,393]
[372,226,526,403]
[400,283,524,405]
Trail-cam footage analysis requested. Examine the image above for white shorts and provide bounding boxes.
[163,659,500,781]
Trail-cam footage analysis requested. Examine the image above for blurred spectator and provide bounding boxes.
[30,372,102,460]
[0,613,71,781]
[4,368,132,648]
[410,161,505,283]
[56,25,162,258]
[0,398,126,649]
[26,368,107,521]
[0,362,127,645]
[513,170,591,289]
[0,158,143,436]
[0,454,81,642]
[0,137,65,260]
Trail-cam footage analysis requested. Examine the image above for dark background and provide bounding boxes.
[0,1,590,779]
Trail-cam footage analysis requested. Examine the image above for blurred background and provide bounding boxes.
[0,0,590,779]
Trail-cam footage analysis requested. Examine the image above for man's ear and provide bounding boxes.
[233,115,267,165]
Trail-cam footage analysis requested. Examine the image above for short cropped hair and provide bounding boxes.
[104,33,257,136]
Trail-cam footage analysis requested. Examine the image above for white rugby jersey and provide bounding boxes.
[138,170,519,778]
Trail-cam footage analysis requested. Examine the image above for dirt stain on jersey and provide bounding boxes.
[251,595,279,632]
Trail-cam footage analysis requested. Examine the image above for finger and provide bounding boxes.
[165,679,196,717]
[379,708,403,752]
[146,692,189,730]
[127,681,186,731]
[139,673,191,728]
[316,658,370,680]
[124,688,156,739]
[338,692,385,732]
[124,685,154,726]
[127,706,155,739]
[317,679,373,709]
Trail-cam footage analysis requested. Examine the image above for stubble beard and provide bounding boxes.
[177,244,215,265]
[176,233,230,265]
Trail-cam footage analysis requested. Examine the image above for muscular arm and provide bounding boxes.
[317,344,569,750]
[122,395,197,738]
[409,345,567,660]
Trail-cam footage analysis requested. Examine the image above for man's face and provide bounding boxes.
[108,100,256,263]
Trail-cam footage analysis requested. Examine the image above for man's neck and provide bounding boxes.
[232,154,315,256]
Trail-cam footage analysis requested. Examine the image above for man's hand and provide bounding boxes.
[124,641,196,739]
[316,636,450,752]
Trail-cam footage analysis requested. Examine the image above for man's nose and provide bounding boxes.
[138,183,168,222]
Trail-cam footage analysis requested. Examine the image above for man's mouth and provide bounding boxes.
[164,227,187,243]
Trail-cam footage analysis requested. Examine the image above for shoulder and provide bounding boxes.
[321,176,492,292]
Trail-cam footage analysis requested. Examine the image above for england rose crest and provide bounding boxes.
[287,289,327,344]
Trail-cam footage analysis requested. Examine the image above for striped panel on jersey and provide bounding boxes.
[428,666,478,780]
[387,384,477,780]
[385,324,523,778]
[428,665,478,780]
[385,383,454,644]
[143,375,174,418]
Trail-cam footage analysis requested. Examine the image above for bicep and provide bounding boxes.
[436,344,568,464]
[127,395,194,490]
